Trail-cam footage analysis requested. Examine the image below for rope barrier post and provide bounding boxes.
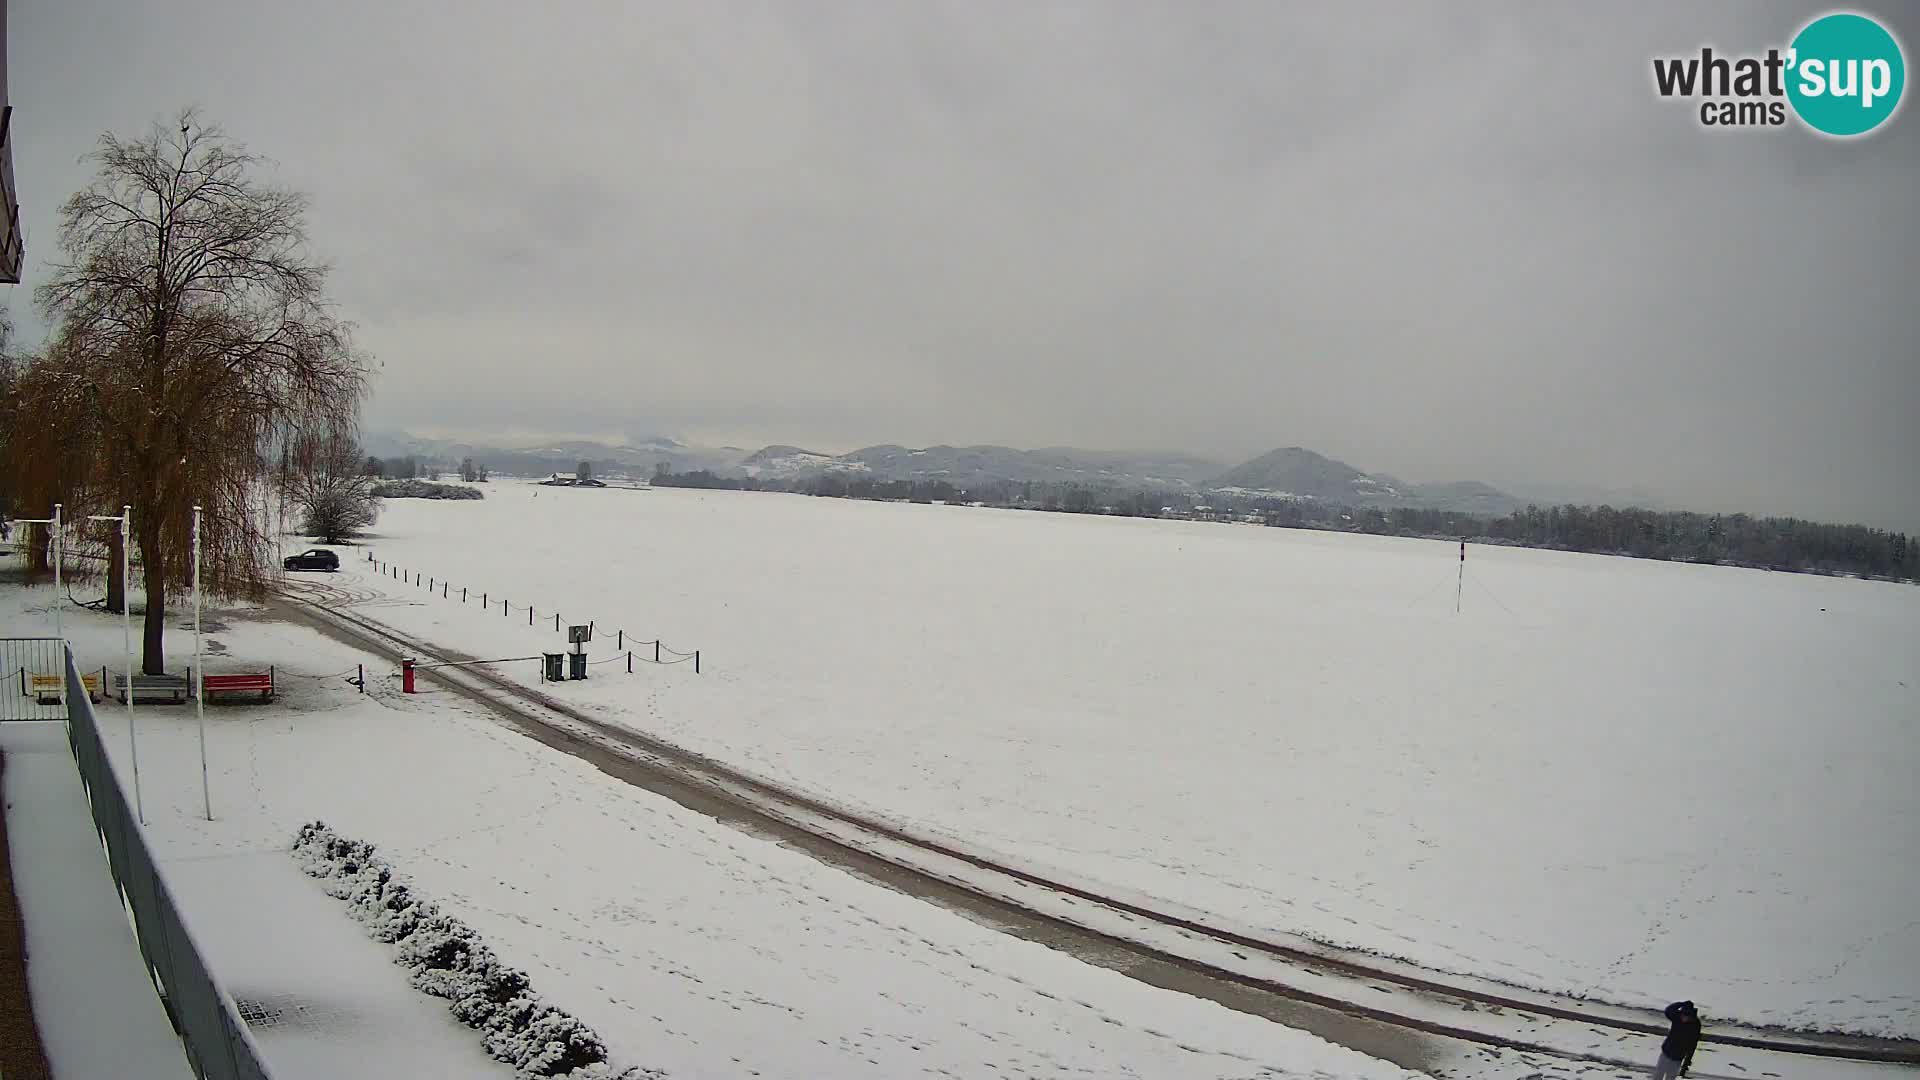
[554,613,560,632]
[462,587,467,603]
[654,640,660,664]
[627,651,632,674]
[695,650,701,675]
[616,629,622,650]
[358,663,364,693]
[529,606,534,626]
[443,582,448,599]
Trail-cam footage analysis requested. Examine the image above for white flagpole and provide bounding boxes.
[52,503,63,646]
[194,506,210,821]
[124,506,142,824]
[14,507,69,708]
[88,507,141,823]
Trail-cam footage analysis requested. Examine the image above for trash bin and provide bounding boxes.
[542,653,564,682]
[568,651,588,680]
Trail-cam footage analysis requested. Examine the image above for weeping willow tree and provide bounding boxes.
[28,109,369,673]
[0,334,122,594]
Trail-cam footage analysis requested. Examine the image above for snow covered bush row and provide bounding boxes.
[292,822,659,1079]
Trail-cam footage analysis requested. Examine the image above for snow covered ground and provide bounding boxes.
[0,577,1419,1079]
[333,480,1917,1040]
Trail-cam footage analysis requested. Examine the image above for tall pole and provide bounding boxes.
[91,508,143,823]
[1455,539,1465,615]
[51,504,63,646]
[123,506,142,824]
[194,506,210,821]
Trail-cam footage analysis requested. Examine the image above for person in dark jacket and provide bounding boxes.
[1652,1000,1701,1078]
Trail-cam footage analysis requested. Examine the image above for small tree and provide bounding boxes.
[459,456,478,482]
[286,427,379,543]
[364,455,385,478]
[576,460,593,482]
[476,462,489,483]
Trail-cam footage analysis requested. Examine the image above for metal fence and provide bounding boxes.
[1,637,68,721]
[61,646,275,1080]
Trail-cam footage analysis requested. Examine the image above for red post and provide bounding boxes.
[402,658,416,694]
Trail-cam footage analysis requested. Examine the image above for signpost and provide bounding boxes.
[567,624,590,680]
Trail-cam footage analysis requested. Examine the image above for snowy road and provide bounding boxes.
[7,578,1425,1079]
[341,484,1920,1043]
[277,575,1920,1080]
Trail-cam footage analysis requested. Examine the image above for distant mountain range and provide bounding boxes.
[365,430,1530,515]
[741,443,1226,489]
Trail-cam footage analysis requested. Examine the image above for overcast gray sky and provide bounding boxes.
[7,1,1917,529]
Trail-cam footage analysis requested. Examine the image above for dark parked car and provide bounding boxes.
[283,549,340,572]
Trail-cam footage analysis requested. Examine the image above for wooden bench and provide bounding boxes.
[113,674,190,705]
[200,669,275,703]
[30,673,101,704]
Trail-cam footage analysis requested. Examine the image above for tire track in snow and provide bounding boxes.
[274,580,1920,1075]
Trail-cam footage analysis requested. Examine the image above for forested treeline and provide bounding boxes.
[649,469,1918,581]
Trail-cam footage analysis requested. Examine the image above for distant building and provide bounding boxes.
[540,473,607,488]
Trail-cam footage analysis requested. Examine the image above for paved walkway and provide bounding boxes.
[0,721,194,1080]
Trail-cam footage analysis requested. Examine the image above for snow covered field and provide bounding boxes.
[0,577,1416,1079]
[341,480,1918,1039]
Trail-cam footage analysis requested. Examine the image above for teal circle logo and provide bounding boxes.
[1786,12,1905,136]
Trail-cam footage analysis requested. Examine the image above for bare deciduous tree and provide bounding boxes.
[285,426,380,543]
[33,109,369,672]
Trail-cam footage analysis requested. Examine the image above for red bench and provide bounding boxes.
[200,669,275,702]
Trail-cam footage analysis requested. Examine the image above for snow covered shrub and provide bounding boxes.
[452,960,535,1029]
[291,822,656,1079]
[504,1009,612,1077]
